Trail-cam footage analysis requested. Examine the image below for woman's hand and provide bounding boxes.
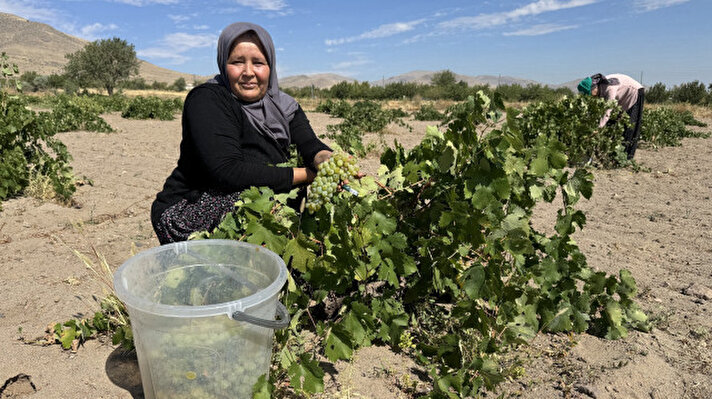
[292,167,317,186]
[313,150,333,170]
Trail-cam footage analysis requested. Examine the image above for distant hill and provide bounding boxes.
[0,12,210,84]
[279,70,556,91]
[280,73,357,89]
[555,78,587,93]
[369,70,540,88]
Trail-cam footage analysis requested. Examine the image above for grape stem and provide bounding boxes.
[374,179,393,195]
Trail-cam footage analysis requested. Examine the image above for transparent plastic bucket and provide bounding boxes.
[113,239,289,399]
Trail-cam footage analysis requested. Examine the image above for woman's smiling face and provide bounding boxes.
[226,33,270,102]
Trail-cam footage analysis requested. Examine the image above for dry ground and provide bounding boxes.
[0,106,711,399]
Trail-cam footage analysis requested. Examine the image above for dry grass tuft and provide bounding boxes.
[24,170,57,203]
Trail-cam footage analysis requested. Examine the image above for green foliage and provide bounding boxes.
[640,107,710,148]
[169,77,187,92]
[197,91,649,397]
[670,80,709,105]
[1,67,76,206]
[19,71,41,92]
[64,37,140,95]
[679,110,708,127]
[48,95,114,132]
[289,78,574,103]
[119,77,150,90]
[315,98,351,116]
[89,93,131,112]
[508,95,629,168]
[412,104,446,121]
[47,294,133,351]
[121,96,183,120]
[495,83,574,103]
[322,99,411,157]
[1,52,22,91]
[151,81,168,91]
[646,82,670,104]
[288,77,710,106]
[413,104,445,121]
[431,70,458,87]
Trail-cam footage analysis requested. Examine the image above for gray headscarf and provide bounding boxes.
[208,22,298,146]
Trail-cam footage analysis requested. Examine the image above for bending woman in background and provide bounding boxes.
[151,22,332,244]
[578,73,645,159]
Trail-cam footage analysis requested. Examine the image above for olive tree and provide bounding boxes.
[646,82,669,104]
[431,70,457,87]
[64,37,139,95]
[169,77,187,92]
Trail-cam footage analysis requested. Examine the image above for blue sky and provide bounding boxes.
[1,0,710,86]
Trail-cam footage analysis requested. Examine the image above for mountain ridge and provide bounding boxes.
[0,12,582,91]
[0,12,211,85]
[279,70,582,92]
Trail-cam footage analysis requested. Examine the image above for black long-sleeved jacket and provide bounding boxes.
[151,83,330,224]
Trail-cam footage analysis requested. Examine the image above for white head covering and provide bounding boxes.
[208,22,298,147]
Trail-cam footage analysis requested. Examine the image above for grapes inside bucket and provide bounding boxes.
[114,240,289,399]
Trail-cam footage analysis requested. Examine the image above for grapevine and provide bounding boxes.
[36,90,654,398]
[198,92,650,398]
[305,151,360,213]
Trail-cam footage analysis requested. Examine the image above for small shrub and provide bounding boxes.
[322,100,410,157]
[315,99,351,117]
[412,104,445,121]
[24,168,60,203]
[0,93,75,204]
[121,96,180,120]
[49,95,114,132]
[641,107,710,148]
[89,94,130,113]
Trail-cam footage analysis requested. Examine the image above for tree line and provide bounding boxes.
[282,70,576,103]
[285,70,712,105]
[13,36,712,106]
[645,81,712,105]
[18,37,197,95]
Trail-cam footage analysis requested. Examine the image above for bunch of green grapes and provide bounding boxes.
[306,151,360,213]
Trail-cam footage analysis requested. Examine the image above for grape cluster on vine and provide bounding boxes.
[306,151,360,213]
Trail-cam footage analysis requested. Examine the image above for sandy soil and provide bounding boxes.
[0,108,711,399]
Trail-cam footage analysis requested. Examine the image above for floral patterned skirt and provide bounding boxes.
[153,190,241,245]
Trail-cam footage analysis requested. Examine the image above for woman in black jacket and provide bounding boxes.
[151,22,332,244]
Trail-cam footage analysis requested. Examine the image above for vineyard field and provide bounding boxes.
[0,108,711,398]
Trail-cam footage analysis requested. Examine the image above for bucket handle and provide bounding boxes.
[231,302,290,329]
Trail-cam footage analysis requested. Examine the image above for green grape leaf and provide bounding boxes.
[529,185,544,200]
[365,210,397,235]
[543,305,573,332]
[504,155,526,177]
[617,269,638,297]
[549,148,568,169]
[238,187,275,214]
[471,187,496,210]
[438,142,456,172]
[283,236,316,273]
[625,303,650,332]
[461,265,485,299]
[491,177,511,200]
[244,220,287,253]
[604,300,627,339]
[530,156,549,176]
[288,353,325,393]
[324,323,354,361]
[251,374,273,399]
[342,310,372,347]
[377,258,399,287]
[58,324,77,349]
